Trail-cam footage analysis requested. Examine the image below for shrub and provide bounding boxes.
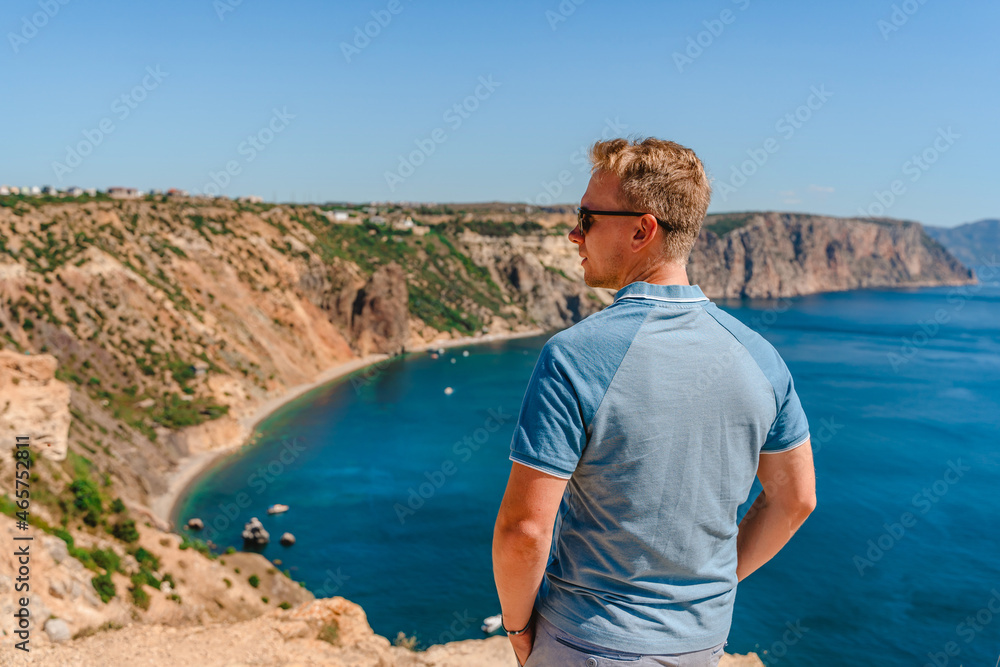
[131,568,160,590]
[54,528,74,547]
[278,601,291,610]
[69,478,102,526]
[261,596,269,604]
[92,572,116,603]
[73,621,123,640]
[318,622,340,645]
[179,535,214,557]
[110,498,126,513]
[111,519,139,543]
[248,574,260,588]
[133,547,160,571]
[90,548,121,574]
[130,585,150,610]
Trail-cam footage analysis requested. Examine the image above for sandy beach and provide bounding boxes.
[149,327,547,530]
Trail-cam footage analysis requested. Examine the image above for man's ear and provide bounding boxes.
[632,214,659,250]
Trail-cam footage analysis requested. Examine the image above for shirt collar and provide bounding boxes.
[612,281,710,305]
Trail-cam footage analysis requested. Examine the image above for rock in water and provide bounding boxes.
[186,517,204,531]
[242,517,269,546]
[280,532,295,546]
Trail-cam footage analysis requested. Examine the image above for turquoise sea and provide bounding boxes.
[175,280,1000,666]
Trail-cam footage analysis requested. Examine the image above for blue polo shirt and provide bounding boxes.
[509,281,810,654]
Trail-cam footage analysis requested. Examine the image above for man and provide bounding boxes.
[493,137,816,667]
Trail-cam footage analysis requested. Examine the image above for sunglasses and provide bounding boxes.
[575,207,667,234]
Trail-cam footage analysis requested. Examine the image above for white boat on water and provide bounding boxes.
[481,614,503,634]
[267,503,289,515]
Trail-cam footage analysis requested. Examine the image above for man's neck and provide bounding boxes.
[618,261,690,288]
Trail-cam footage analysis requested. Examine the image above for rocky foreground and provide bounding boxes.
[0,514,763,666]
[11,597,764,667]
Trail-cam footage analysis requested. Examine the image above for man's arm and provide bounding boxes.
[736,439,816,581]
[493,462,569,663]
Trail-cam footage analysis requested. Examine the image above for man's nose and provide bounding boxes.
[568,224,583,244]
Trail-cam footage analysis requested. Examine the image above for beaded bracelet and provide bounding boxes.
[502,615,532,636]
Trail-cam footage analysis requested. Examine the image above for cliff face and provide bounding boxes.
[457,229,611,330]
[689,212,976,298]
[0,350,70,460]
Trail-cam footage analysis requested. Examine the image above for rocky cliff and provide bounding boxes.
[0,349,70,461]
[690,212,975,298]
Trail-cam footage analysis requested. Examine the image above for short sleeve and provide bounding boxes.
[761,360,810,453]
[509,341,586,478]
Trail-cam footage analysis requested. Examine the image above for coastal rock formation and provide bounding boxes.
[279,532,295,546]
[453,211,976,309]
[0,350,71,461]
[688,212,976,298]
[242,517,270,546]
[348,261,411,357]
[457,229,611,330]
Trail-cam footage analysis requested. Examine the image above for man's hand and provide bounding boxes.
[507,620,536,667]
[493,463,568,665]
[737,438,816,581]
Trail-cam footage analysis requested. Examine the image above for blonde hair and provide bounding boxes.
[589,137,711,264]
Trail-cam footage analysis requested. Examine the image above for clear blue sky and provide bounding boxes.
[2,0,997,227]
